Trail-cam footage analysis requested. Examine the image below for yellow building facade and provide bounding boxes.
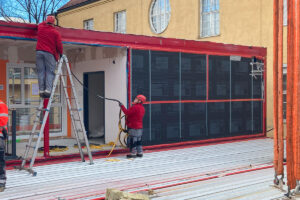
[57,0,287,135]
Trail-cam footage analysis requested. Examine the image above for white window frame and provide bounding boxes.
[83,19,94,30]
[200,0,220,38]
[114,10,126,33]
[6,63,66,138]
[149,0,171,34]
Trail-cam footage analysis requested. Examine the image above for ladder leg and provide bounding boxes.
[21,100,43,168]
[60,71,85,162]
[63,55,93,164]
[28,58,64,170]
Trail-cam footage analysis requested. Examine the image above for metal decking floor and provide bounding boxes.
[0,138,285,200]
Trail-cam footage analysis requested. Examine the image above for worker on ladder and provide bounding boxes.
[119,95,146,158]
[0,100,8,192]
[36,15,63,98]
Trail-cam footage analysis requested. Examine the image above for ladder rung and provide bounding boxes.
[26,145,35,149]
[30,131,39,135]
[60,74,68,76]
[37,108,50,112]
[71,108,82,111]
[66,97,76,99]
[76,129,83,132]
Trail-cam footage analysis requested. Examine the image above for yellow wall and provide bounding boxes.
[57,0,287,135]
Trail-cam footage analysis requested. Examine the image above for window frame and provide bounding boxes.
[83,19,94,30]
[149,0,171,34]
[200,0,220,38]
[114,10,127,34]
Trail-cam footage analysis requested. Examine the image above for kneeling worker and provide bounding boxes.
[119,95,146,158]
[0,100,8,192]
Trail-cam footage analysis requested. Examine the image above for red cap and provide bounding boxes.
[136,95,146,103]
[46,16,55,24]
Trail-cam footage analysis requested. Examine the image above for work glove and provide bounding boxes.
[119,102,123,107]
[1,127,7,140]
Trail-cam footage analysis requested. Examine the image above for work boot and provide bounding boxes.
[137,153,143,158]
[44,90,51,98]
[39,91,45,98]
[126,154,137,159]
[0,185,5,192]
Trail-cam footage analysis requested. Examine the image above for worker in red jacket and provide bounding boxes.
[0,100,8,192]
[119,95,146,158]
[36,15,63,98]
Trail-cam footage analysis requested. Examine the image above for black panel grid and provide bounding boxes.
[151,103,180,143]
[151,51,180,101]
[253,101,263,134]
[209,56,230,99]
[208,102,230,137]
[231,58,252,99]
[231,101,252,135]
[131,50,265,145]
[181,103,206,139]
[131,50,150,99]
[181,53,206,100]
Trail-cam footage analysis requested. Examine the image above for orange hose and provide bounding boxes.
[273,0,279,176]
[286,0,296,189]
[277,0,284,176]
[294,0,300,181]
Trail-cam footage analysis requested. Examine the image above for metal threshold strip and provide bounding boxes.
[0,138,282,200]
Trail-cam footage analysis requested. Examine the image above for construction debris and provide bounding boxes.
[105,188,149,200]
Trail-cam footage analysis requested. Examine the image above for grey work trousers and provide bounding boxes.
[36,51,56,92]
[127,129,143,155]
[0,137,6,187]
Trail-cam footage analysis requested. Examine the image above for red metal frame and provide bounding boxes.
[144,99,264,105]
[206,55,209,100]
[263,57,267,135]
[127,48,132,105]
[0,21,266,58]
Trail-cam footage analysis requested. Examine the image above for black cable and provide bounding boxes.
[69,69,121,104]
[267,128,274,133]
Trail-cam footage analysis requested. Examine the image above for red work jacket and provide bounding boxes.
[36,22,63,61]
[0,100,8,136]
[121,103,145,129]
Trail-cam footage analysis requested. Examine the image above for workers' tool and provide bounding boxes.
[15,55,93,176]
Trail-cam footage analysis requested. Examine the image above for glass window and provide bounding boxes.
[201,0,220,37]
[8,68,22,105]
[150,0,171,34]
[7,64,63,136]
[83,19,94,30]
[114,10,126,33]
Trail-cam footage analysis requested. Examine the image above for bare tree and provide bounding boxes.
[0,0,68,24]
